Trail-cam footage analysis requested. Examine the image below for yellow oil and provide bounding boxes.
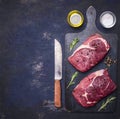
[67,10,84,28]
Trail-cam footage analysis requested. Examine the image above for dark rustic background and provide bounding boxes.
[0,0,120,119]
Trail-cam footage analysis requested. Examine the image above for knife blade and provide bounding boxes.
[54,39,62,108]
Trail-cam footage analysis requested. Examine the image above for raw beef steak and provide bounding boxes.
[68,34,110,72]
[72,69,116,107]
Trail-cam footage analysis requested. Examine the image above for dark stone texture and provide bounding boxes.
[0,0,120,119]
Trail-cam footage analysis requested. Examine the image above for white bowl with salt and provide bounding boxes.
[100,11,116,28]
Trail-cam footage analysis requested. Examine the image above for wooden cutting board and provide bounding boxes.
[65,6,118,112]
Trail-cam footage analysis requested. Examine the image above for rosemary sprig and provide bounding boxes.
[66,71,79,89]
[98,96,116,111]
[70,38,79,51]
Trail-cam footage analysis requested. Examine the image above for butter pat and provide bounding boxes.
[100,11,116,28]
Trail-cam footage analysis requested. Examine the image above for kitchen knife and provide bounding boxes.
[54,39,62,108]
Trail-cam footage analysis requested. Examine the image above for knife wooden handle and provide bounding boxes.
[54,80,61,108]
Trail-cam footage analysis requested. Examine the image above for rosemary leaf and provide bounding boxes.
[98,96,116,111]
[71,82,75,85]
[66,71,79,89]
[109,96,116,101]
[70,38,79,51]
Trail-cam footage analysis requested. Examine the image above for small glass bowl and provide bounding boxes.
[67,10,84,28]
[100,11,116,28]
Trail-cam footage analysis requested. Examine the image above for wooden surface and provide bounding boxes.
[54,80,61,108]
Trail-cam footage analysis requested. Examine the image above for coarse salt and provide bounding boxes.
[101,13,114,27]
[100,11,116,28]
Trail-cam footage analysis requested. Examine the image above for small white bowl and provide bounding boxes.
[100,11,116,28]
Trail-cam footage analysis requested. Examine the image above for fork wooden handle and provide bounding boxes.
[54,80,61,108]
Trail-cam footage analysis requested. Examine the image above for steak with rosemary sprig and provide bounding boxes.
[68,34,110,72]
[72,69,116,107]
